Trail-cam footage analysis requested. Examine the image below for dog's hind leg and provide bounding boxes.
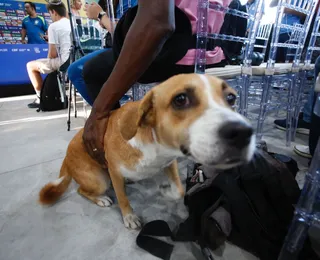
[78,187,113,207]
[71,160,113,207]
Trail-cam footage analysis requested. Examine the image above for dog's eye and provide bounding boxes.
[226,93,236,106]
[172,93,190,109]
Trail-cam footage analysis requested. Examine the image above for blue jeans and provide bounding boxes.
[303,56,320,123]
[68,49,107,106]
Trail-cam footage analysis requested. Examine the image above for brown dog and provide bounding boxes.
[39,74,255,229]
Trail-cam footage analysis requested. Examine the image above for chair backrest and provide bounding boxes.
[304,5,320,67]
[254,23,273,58]
[194,0,265,74]
[72,16,105,52]
[285,23,305,63]
[266,0,318,71]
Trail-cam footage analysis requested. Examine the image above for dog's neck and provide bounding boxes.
[130,126,182,163]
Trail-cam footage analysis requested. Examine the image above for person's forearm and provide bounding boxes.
[92,1,175,116]
[21,29,26,41]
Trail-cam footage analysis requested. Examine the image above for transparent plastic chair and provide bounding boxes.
[290,6,320,143]
[255,0,318,146]
[278,93,320,260]
[195,0,264,115]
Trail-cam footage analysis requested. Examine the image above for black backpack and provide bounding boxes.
[136,150,318,260]
[177,150,317,260]
[37,71,68,112]
[216,0,248,64]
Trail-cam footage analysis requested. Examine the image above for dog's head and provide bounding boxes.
[123,74,255,169]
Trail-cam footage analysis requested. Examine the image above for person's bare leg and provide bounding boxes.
[26,61,43,92]
[26,61,43,108]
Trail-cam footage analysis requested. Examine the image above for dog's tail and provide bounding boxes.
[39,159,72,205]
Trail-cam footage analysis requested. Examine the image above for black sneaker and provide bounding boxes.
[27,98,40,109]
[274,113,310,135]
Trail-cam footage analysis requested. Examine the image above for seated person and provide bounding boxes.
[68,0,138,106]
[26,1,71,108]
[270,0,306,62]
[80,0,231,167]
[71,0,83,17]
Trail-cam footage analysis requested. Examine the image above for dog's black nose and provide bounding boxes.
[219,121,253,148]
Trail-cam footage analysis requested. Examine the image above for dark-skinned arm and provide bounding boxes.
[93,0,175,115]
[83,0,175,166]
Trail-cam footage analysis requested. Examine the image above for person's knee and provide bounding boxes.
[67,62,80,82]
[82,59,94,84]
[26,61,36,71]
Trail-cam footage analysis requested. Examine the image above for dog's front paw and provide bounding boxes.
[123,213,142,230]
[159,184,184,200]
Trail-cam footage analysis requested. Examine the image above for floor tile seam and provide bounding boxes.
[0,156,65,176]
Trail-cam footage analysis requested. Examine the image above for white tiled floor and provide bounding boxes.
[0,95,317,260]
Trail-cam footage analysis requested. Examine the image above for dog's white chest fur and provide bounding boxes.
[120,134,181,181]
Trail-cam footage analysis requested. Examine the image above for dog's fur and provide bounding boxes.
[39,74,255,229]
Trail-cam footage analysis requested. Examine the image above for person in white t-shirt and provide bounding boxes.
[26,1,71,109]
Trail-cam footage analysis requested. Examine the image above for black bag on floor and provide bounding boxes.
[177,150,317,260]
[136,150,318,260]
[37,71,67,112]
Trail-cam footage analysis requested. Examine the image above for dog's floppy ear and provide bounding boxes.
[119,90,155,140]
[137,90,156,128]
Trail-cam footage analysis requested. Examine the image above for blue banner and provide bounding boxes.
[0,44,48,85]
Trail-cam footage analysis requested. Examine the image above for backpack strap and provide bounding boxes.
[136,219,216,260]
[136,220,174,260]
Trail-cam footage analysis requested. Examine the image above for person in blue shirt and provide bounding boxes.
[21,2,48,44]
[67,0,138,105]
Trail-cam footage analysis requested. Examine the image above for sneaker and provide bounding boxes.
[293,145,312,158]
[27,98,40,109]
[274,113,310,135]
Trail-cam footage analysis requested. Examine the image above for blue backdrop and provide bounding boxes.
[0,44,48,85]
[0,0,51,86]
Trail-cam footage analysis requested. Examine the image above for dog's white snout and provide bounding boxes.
[188,106,255,167]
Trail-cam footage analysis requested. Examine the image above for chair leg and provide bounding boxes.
[291,71,306,143]
[57,73,65,104]
[256,75,272,142]
[73,87,77,118]
[67,82,73,131]
[82,98,88,120]
[285,73,297,147]
[240,74,250,117]
[278,140,320,259]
